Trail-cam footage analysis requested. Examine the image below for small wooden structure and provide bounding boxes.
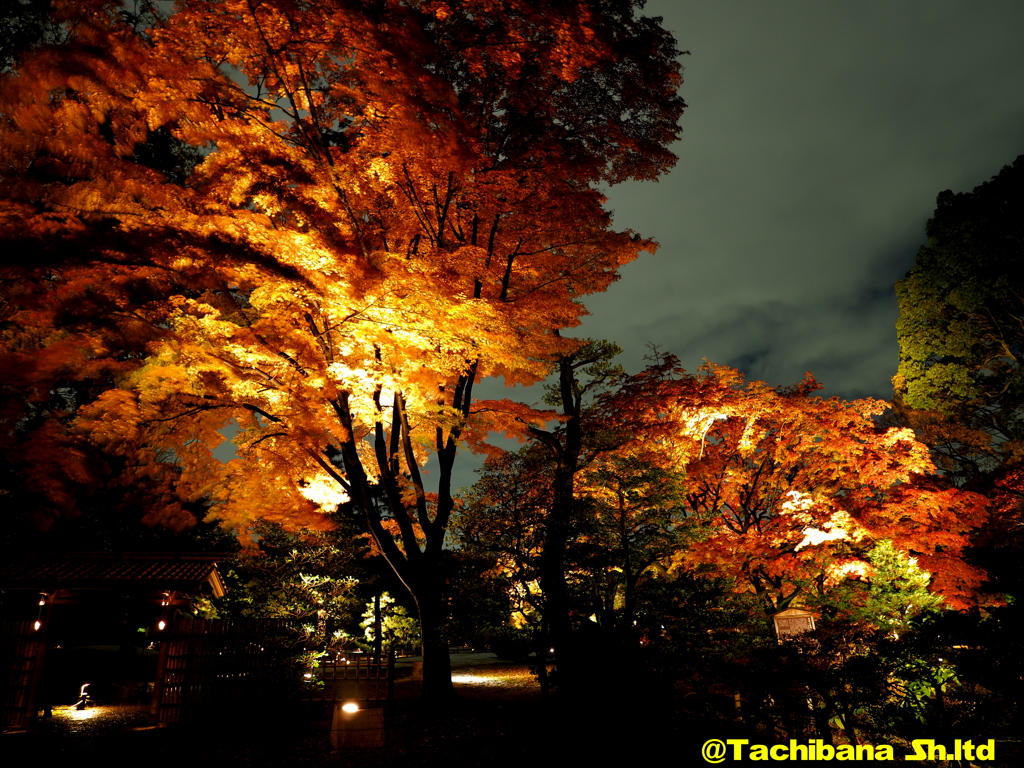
[0,621,46,731]
[0,552,228,729]
[772,607,816,641]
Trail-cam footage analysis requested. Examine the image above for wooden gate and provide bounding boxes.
[150,618,290,725]
[0,621,46,730]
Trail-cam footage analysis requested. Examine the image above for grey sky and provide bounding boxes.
[575,0,1024,401]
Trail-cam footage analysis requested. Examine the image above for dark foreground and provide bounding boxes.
[1,660,688,768]
[6,657,1021,767]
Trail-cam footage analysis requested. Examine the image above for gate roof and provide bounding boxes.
[0,552,227,598]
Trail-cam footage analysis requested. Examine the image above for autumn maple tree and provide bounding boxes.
[0,0,683,697]
[605,357,990,617]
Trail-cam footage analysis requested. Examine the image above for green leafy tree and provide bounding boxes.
[570,454,693,634]
[893,155,1024,497]
[891,156,1024,740]
[823,540,945,632]
[488,339,628,692]
[360,592,420,656]
[454,447,552,660]
[214,520,368,654]
[439,551,511,649]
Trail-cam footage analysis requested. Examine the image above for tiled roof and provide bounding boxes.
[0,553,227,594]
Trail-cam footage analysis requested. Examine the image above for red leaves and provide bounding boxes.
[600,359,990,615]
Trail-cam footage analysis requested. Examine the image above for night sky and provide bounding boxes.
[573,0,1024,401]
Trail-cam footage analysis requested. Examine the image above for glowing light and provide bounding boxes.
[450,669,538,688]
[780,490,815,515]
[680,409,731,458]
[829,560,871,580]
[34,593,47,631]
[796,526,848,550]
[451,674,489,684]
[297,473,350,513]
[157,620,166,631]
[341,702,359,713]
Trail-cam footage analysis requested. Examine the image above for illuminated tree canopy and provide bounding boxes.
[605,358,989,613]
[0,0,683,697]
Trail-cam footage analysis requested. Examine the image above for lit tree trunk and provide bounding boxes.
[617,488,638,634]
[331,387,465,701]
[327,357,481,701]
[539,444,580,692]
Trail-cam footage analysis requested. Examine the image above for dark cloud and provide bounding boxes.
[572,0,1024,401]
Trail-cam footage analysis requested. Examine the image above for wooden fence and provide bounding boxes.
[0,621,46,730]
[303,655,392,705]
[150,618,292,725]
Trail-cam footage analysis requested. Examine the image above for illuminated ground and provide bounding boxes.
[1,655,665,767]
[47,703,151,732]
[417,652,541,700]
[450,666,539,698]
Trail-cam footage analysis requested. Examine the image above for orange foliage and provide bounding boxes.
[1,0,680,522]
[0,1,682,692]
[601,357,989,613]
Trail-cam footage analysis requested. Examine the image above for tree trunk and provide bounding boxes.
[537,354,585,695]
[539,479,576,691]
[415,589,454,700]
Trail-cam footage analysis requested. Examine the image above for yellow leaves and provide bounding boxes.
[827,558,871,582]
[1,0,685,575]
[795,522,851,552]
[367,157,395,187]
[399,482,422,510]
[132,360,193,403]
[879,425,936,475]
